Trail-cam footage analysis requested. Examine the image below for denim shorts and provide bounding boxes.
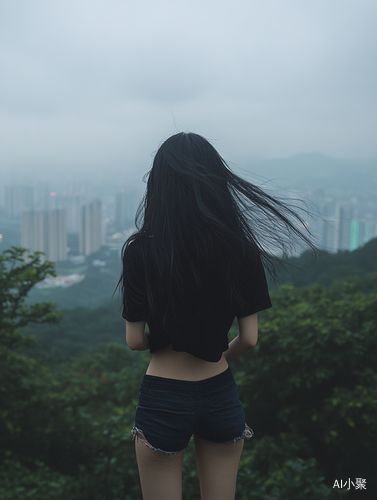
[131,366,253,455]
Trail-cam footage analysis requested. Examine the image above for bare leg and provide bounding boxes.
[194,434,244,500]
[135,436,184,500]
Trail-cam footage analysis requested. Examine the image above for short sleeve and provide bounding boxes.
[234,254,272,318]
[122,241,146,322]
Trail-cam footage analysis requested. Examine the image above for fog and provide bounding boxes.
[1,0,376,186]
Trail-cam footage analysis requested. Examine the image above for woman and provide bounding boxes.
[119,132,313,500]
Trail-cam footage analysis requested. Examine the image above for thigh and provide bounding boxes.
[194,433,244,500]
[136,438,184,500]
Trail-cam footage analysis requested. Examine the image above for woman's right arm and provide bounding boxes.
[224,313,258,362]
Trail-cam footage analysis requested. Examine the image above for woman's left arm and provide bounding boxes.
[125,320,150,351]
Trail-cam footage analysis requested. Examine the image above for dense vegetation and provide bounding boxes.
[274,237,377,290]
[1,246,376,499]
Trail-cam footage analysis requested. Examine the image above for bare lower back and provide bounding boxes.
[146,344,229,381]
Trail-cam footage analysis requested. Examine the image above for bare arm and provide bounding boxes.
[125,320,150,351]
[224,313,258,362]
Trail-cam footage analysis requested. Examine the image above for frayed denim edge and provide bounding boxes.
[229,424,254,445]
[131,427,187,457]
[131,424,254,454]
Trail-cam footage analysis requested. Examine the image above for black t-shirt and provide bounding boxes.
[122,237,272,362]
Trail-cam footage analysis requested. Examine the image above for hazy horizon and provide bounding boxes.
[1,153,376,197]
[1,0,376,184]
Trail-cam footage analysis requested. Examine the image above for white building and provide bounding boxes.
[79,199,102,256]
[21,208,67,262]
[61,194,83,233]
[5,185,34,218]
[115,190,136,230]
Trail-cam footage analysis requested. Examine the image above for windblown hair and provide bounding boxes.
[119,132,314,324]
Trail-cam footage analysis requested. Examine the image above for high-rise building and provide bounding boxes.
[79,199,102,256]
[350,218,377,251]
[45,209,67,262]
[318,200,337,251]
[21,209,45,255]
[115,190,136,230]
[349,219,360,251]
[5,185,34,218]
[61,194,83,233]
[334,204,355,251]
[21,208,67,262]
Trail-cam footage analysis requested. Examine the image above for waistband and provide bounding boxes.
[141,366,234,393]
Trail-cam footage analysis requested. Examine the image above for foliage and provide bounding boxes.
[274,237,377,289]
[1,246,376,499]
[1,343,148,500]
[0,247,67,498]
[0,247,62,349]
[24,301,125,363]
[232,278,377,499]
[0,455,73,500]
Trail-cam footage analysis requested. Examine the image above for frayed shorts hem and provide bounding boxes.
[131,424,254,456]
[131,427,187,456]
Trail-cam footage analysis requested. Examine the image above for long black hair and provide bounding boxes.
[119,132,315,324]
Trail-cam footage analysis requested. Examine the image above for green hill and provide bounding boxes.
[274,237,377,290]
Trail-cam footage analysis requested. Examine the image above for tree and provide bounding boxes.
[0,247,62,349]
[0,248,66,499]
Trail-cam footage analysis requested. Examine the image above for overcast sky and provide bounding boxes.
[1,0,376,180]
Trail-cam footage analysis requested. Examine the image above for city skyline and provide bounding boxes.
[1,177,376,258]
